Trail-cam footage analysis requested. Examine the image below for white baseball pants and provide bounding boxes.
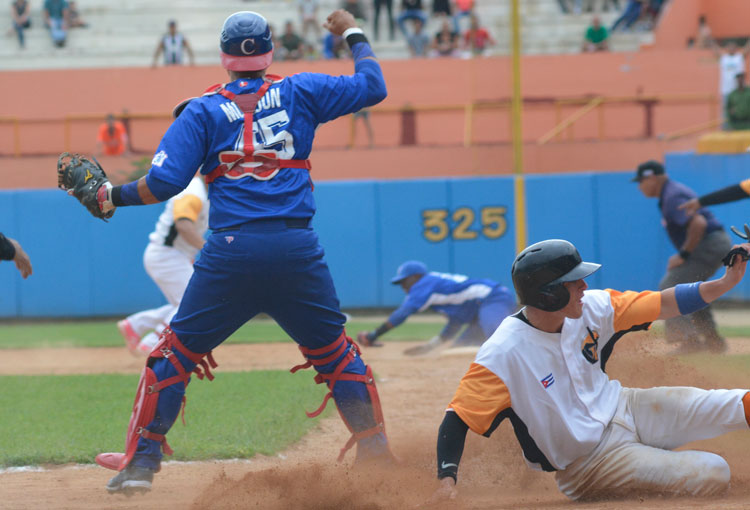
[126,243,194,349]
[556,386,749,500]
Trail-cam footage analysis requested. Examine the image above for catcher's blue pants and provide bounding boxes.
[132,219,387,470]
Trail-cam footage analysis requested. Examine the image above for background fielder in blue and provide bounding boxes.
[93,9,392,494]
[358,260,515,353]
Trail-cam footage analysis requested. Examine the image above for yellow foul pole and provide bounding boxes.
[510,0,527,253]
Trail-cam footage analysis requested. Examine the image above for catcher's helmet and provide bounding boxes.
[511,239,600,312]
[220,11,274,72]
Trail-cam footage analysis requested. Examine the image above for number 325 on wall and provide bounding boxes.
[422,206,507,242]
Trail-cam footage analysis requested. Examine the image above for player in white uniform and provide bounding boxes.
[117,176,208,355]
[715,41,750,114]
[429,239,750,503]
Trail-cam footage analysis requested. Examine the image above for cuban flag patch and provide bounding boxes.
[541,373,555,389]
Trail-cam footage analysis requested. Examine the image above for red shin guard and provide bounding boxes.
[290,330,389,461]
[95,328,218,471]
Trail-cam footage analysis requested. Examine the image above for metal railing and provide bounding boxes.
[0,93,719,157]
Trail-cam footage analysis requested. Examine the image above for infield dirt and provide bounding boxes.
[4,333,750,509]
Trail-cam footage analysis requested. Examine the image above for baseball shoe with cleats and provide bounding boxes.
[105,464,154,495]
[357,331,384,348]
[705,336,728,354]
[117,319,140,355]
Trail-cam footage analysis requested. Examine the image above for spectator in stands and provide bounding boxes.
[582,15,609,52]
[66,1,87,28]
[323,32,347,58]
[452,0,473,33]
[601,0,621,12]
[610,0,642,32]
[350,109,375,148]
[726,73,750,131]
[268,23,281,52]
[397,0,427,38]
[298,0,321,41]
[10,0,31,49]
[407,17,429,56]
[462,14,494,56]
[640,0,664,30]
[694,15,713,49]
[341,0,367,22]
[96,114,129,157]
[556,0,571,13]
[432,0,451,17]
[43,0,69,48]
[279,21,305,61]
[152,20,195,67]
[715,41,750,113]
[431,18,458,57]
[373,0,395,41]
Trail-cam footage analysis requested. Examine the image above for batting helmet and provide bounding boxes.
[220,11,274,72]
[511,239,600,312]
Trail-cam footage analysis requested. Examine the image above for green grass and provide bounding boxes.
[0,318,444,349]
[0,370,330,467]
[646,323,750,340]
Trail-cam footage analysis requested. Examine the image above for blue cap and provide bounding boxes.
[390,260,428,284]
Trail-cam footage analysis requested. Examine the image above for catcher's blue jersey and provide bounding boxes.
[388,272,511,327]
[145,58,386,229]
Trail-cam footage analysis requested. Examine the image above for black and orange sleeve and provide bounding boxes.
[448,362,511,435]
[605,289,661,332]
[698,180,750,207]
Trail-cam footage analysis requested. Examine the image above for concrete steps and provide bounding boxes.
[1,0,652,70]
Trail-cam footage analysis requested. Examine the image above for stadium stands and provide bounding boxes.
[1,0,652,70]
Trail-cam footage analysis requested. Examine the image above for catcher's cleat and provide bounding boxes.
[729,223,750,241]
[105,464,154,494]
[117,320,140,355]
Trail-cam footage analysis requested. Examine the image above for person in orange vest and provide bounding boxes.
[96,114,129,156]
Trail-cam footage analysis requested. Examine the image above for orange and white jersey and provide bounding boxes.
[448,288,661,472]
[148,177,209,259]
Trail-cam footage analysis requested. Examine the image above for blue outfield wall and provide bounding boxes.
[2,151,750,318]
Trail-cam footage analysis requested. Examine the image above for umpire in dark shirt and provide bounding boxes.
[634,160,731,353]
[0,232,32,278]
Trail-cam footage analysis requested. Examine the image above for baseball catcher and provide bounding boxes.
[61,9,393,495]
[428,239,750,504]
[57,152,115,221]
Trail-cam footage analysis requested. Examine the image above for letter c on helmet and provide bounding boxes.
[240,38,256,55]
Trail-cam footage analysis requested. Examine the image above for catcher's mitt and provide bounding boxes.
[57,152,114,221]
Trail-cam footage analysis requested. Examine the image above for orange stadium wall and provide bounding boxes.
[653,0,750,49]
[1,49,723,188]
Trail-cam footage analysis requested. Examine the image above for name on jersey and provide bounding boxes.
[220,88,282,123]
